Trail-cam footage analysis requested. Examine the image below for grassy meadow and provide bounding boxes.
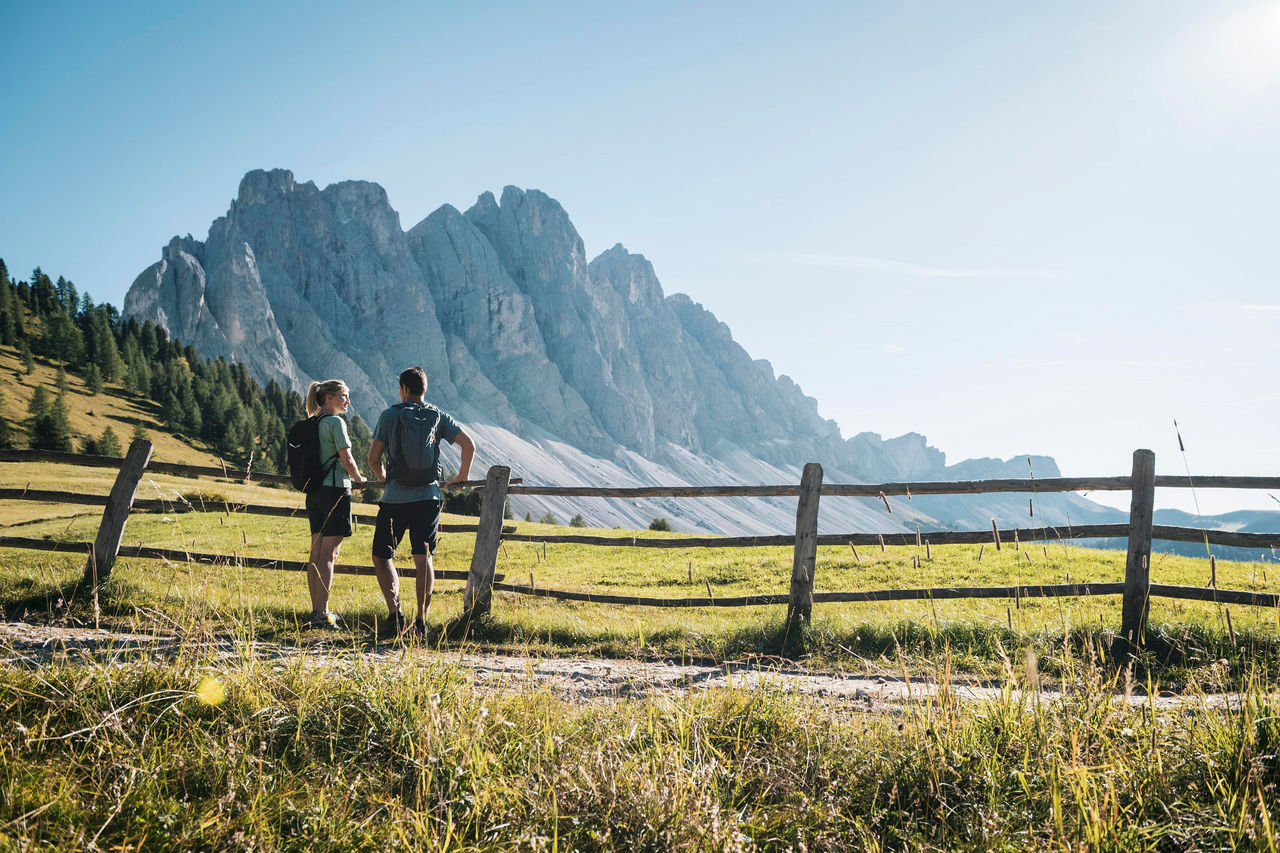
[4,345,1280,848]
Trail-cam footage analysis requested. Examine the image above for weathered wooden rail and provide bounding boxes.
[2,446,1278,646]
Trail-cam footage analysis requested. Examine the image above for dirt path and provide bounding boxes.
[0,622,1235,712]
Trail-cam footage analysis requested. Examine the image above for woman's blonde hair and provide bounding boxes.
[305,380,349,417]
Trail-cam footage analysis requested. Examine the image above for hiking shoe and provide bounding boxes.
[411,618,427,639]
[305,610,342,630]
[377,611,407,641]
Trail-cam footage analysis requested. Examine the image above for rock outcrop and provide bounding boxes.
[124,169,1110,534]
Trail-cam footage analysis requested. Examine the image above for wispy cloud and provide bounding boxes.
[772,252,1070,281]
[1024,359,1177,369]
[1185,301,1280,314]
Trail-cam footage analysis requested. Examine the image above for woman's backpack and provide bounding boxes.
[286,415,336,492]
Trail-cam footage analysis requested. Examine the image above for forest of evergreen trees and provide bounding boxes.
[0,257,374,474]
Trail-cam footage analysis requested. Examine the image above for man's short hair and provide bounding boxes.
[399,366,427,396]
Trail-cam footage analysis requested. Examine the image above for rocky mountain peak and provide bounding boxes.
[123,169,1094,535]
[236,169,307,206]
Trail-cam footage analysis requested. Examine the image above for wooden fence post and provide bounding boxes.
[787,462,823,627]
[462,466,511,618]
[84,439,153,585]
[1120,449,1156,647]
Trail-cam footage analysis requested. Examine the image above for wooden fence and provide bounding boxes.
[3,444,1280,647]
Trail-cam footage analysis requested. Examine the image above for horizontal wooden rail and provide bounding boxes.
[1149,584,1280,608]
[0,449,518,490]
[496,475,1280,497]
[0,536,500,581]
[1152,475,1280,490]
[498,524,1280,550]
[1151,525,1280,549]
[489,581,1128,608]
[504,476,1135,498]
[0,488,514,534]
[501,524,1131,549]
[0,448,291,483]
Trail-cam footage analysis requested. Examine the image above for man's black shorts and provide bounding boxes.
[306,486,353,537]
[372,500,442,558]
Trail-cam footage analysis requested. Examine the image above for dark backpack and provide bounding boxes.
[388,403,442,487]
[286,414,336,493]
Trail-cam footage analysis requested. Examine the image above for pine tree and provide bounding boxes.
[27,386,73,452]
[569,513,586,527]
[0,263,13,346]
[131,420,149,445]
[162,392,184,434]
[84,363,104,395]
[26,384,49,429]
[348,414,373,474]
[56,365,69,396]
[0,388,13,449]
[45,391,74,452]
[97,425,122,457]
[19,340,34,374]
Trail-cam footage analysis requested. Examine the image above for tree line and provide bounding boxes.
[0,257,376,474]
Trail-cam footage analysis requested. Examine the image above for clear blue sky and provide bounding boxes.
[3,0,1278,514]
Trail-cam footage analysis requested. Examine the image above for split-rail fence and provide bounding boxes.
[3,443,1279,646]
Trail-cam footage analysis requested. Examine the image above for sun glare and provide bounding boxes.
[1209,1,1280,92]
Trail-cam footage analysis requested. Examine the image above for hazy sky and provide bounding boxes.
[3,0,1278,514]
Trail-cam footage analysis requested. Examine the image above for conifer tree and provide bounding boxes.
[0,388,13,449]
[27,386,73,452]
[97,425,122,457]
[84,363,104,395]
[19,340,34,374]
[162,392,184,434]
[26,384,49,426]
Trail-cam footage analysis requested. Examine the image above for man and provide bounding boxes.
[369,366,475,638]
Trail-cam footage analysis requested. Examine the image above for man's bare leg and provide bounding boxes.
[413,553,434,631]
[372,556,402,621]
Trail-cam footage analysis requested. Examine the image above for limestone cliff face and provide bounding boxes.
[465,188,657,454]
[123,234,305,392]
[123,169,1101,533]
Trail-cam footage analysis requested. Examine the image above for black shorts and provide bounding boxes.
[372,500,442,558]
[306,486,354,537]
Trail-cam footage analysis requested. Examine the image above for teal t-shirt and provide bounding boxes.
[317,414,352,489]
[373,402,462,503]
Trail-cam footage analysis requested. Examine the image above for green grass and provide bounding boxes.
[0,342,236,469]
[0,625,1276,850]
[4,455,1280,847]
[3,468,1279,684]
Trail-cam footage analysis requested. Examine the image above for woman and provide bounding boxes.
[303,379,367,628]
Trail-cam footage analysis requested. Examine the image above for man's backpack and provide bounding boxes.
[388,403,442,487]
[286,415,336,493]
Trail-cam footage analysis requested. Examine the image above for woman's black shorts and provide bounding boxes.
[306,486,354,537]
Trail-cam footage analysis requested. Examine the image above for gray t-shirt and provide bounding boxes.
[373,402,462,503]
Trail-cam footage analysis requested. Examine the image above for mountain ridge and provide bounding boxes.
[123,168,1112,534]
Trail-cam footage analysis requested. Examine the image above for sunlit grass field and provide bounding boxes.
[4,454,1279,683]
[4,358,1280,847]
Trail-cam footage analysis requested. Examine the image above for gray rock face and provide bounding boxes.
[124,169,1098,533]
